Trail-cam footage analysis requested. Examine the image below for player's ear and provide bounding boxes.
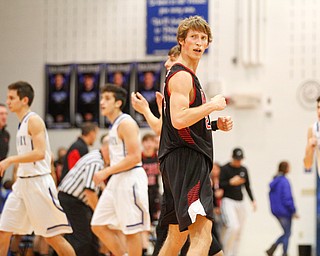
[22,96,29,106]
[115,99,123,109]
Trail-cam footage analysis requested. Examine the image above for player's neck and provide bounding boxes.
[16,107,31,121]
[108,110,122,124]
[178,54,199,73]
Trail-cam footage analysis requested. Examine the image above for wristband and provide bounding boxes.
[211,120,219,131]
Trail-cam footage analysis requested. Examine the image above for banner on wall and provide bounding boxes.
[104,63,134,127]
[105,63,134,115]
[45,64,73,129]
[75,64,103,127]
[135,61,163,127]
[146,0,209,55]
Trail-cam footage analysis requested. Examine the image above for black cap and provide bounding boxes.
[232,148,244,160]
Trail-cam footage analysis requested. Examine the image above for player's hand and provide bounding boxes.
[93,168,109,185]
[83,189,99,210]
[217,116,233,131]
[308,137,317,149]
[210,94,227,111]
[229,175,246,186]
[0,158,11,177]
[131,92,149,115]
[252,200,257,212]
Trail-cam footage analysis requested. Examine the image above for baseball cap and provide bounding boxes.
[232,148,244,160]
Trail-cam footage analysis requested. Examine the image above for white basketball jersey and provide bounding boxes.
[16,112,51,177]
[312,121,320,176]
[108,113,141,167]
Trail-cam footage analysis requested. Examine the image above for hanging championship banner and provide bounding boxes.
[45,64,73,129]
[135,61,163,127]
[75,64,103,127]
[146,0,209,55]
[106,62,134,110]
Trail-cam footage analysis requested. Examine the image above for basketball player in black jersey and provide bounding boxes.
[157,16,228,256]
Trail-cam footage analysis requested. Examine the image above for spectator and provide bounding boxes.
[141,133,161,256]
[266,161,298,256]
[219,147,256,256]
[0,103,10,186]
[210,162,224,244]
[142,133,161,222]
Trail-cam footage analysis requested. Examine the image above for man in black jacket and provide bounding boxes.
[219,148,257,256]
[59,122,98,184]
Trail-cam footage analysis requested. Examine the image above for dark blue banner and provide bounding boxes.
[147,0,208,55]
[45,64,73,129]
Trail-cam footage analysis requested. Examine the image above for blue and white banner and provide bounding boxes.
[146,0,209,55]
[45,64,73,129]
[75,63,103,127]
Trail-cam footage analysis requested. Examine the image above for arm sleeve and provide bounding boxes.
[244,169,255,201]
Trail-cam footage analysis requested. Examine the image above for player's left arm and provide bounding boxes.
[93,119,141,184]
[0,115,47,176]
[244,169,257,211]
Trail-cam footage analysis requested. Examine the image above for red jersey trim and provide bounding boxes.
[188,181,200,206]
[178,127,195,144]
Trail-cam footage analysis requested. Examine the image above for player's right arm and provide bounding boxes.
[169,71,226,130]
[304,126,317,170]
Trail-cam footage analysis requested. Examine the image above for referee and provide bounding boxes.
[58,134,110,256]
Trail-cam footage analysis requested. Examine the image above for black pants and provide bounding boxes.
[58,192,100,256]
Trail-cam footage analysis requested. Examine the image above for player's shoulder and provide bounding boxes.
[28,113,44,123]
[28,113,46,129]
[119,114,138,127]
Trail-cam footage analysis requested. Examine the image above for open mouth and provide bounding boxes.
[194,49,202,53]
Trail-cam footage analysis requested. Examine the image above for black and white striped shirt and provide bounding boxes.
[58,149,104,203]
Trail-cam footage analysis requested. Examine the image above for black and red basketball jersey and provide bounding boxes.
[158,63,213,164]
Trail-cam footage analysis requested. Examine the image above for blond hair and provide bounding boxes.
[176,16,212,49]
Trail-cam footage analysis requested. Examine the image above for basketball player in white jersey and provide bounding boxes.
[0,81,75,256]
[304,96,320,171]
[91,84,150,256]
[304,96,320,256]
